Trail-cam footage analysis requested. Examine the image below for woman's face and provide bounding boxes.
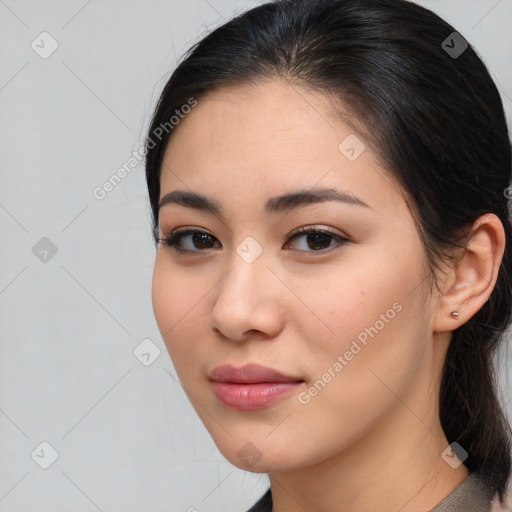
[152,80,438,472]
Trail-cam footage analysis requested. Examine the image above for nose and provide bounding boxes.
[209,248,284,342]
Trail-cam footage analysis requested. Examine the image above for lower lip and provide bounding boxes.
[211,382,303,411]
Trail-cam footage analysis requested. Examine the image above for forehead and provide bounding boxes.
[164,80,350,164]
[159,79,403,213]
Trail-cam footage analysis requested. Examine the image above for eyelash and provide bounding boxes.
[158,226,350,255]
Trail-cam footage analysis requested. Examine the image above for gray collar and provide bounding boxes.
[247,472,493,512]
[430,473,493,512]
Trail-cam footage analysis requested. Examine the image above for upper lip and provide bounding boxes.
[209,364,304,384]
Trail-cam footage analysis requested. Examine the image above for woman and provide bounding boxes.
[145,0,512,510]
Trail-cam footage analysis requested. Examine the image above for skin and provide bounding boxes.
[151,79,505,512]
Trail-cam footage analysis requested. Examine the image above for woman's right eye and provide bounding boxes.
[159,230,221,254]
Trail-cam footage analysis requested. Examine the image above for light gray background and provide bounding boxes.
[0,1,511,511]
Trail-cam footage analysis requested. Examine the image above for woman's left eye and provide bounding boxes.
[285,227,349,252]
[159,227,349,254]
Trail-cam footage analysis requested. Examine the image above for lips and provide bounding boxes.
[209,364,304,411]
[209,363,303,384]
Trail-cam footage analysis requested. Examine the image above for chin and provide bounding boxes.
[225,448,297,474]
[212,433,317,474]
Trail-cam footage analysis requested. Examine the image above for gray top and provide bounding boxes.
[431,472,493,512]
[247,472,494,512]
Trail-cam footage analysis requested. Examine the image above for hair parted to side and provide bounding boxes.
[145,0,512,502]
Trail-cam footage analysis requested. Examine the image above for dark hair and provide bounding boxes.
[145,0,512,502]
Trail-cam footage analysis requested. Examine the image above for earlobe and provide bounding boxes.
[433,214,505,333]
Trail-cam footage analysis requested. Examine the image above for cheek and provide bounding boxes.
[286,295,427,460]
[151,257,177,336]
[151,258,206,366]
[290,250,429,390]
[283,262,403,357]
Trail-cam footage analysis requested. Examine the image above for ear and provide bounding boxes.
[433,214,506,332]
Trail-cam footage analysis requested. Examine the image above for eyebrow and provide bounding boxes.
[158,187,372,215]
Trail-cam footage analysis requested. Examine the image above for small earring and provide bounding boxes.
[450,311,459,319]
